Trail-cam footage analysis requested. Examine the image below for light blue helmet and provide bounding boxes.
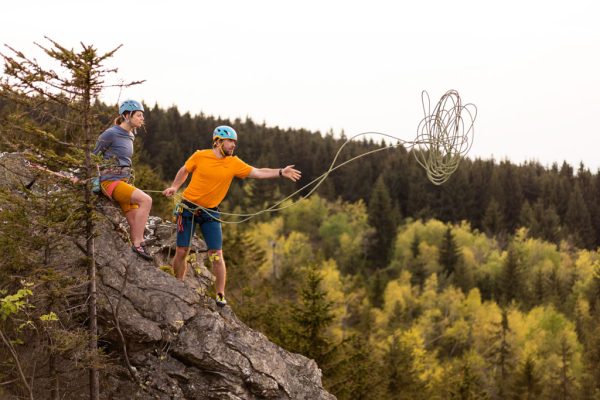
[213,125,238,141]
[119,99,144,115]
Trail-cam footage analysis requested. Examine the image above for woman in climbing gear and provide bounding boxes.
[93,100,153,261]
[162,125,301,306]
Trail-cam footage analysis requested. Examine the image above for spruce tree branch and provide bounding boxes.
[0,378,19,386]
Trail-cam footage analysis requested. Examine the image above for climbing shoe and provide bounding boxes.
[215,293,227,307]
[132,244,153,261]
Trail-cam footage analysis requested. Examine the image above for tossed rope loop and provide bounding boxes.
[413,90,477,185]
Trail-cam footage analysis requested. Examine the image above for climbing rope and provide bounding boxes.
[144,90,477,224]
[413,90,477,185]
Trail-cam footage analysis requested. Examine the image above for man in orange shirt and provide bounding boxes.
[163,125,301,307]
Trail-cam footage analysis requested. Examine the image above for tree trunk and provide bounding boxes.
[83,78,99,400]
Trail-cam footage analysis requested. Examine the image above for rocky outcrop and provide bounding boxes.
[95,212,334,399]
[0,153,335,400]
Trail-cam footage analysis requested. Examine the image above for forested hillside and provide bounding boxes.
[3,85,600,398]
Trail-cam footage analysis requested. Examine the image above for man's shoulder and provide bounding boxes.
[193,149,213,158]
[231,155,250,165]
[186,149,212,164]
[231,155,246,163]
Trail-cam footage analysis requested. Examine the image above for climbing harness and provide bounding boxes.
[94,165,134,201]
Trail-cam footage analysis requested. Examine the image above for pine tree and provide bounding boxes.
[579,322,600,399]
[449,358,486,400]
[513,356,542,400]
[438,226,461,280]
[288,264,335,366]
[367,175,398,269]
[327,335,385,400]
[482,199,504,237]
[0,38,141,400]
[384,335,426,399]
[467,159,494,230]
[487,309,514,399]
[502,164,525,232]
[532,200,561,244]
[499,246,522,305]
[408,233,427,287]
[411,233,421,259]
[222,225,267,324]
[368,268,392,309]
[555,336,575,400]
[518,200,536,232]
[565,182,595,248]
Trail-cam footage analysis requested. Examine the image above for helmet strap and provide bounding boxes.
[120,114,134,133]
[216,139,234,157]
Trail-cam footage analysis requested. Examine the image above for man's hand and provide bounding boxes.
[163,187,177,197]
[282,165,301,182]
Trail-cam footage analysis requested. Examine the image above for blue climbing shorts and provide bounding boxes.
[176,202,222,250]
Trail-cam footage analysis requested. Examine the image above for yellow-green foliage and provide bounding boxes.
[39,311,59,322]
[0,287,33,322]
[277,231,314,273]
[512,306,583,395]
[247,216,283,277]
[373,270,416,330]
[366,253,585,397]
[234,196,598,398]
[318,199,370,271]
[247,195,372,278]
[394,219,448,263]
[281,195,329,236]
[318,259,347,342]
[393,219,503,282]
[387,326,445,393]
[572,250,600,296]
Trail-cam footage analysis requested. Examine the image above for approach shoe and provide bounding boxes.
[215,293,227,307]
[132,244,153,261]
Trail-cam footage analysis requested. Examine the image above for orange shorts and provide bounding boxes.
[101,180,139,213]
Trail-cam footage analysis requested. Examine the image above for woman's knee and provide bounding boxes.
[141,191,152,206]
[132,189,152,207]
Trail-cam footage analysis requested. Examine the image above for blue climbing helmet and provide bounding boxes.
[213,125,238,141]
[119,99,144,115]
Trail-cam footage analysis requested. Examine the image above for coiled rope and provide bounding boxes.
[413,90,477,185]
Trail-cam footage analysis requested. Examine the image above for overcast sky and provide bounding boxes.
[2,0,599,170]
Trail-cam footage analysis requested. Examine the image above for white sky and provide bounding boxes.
[2,0,600,170]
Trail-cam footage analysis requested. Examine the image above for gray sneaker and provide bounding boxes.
[132,244,153,261]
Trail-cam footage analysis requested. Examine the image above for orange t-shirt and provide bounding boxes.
[182,149,253,208]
